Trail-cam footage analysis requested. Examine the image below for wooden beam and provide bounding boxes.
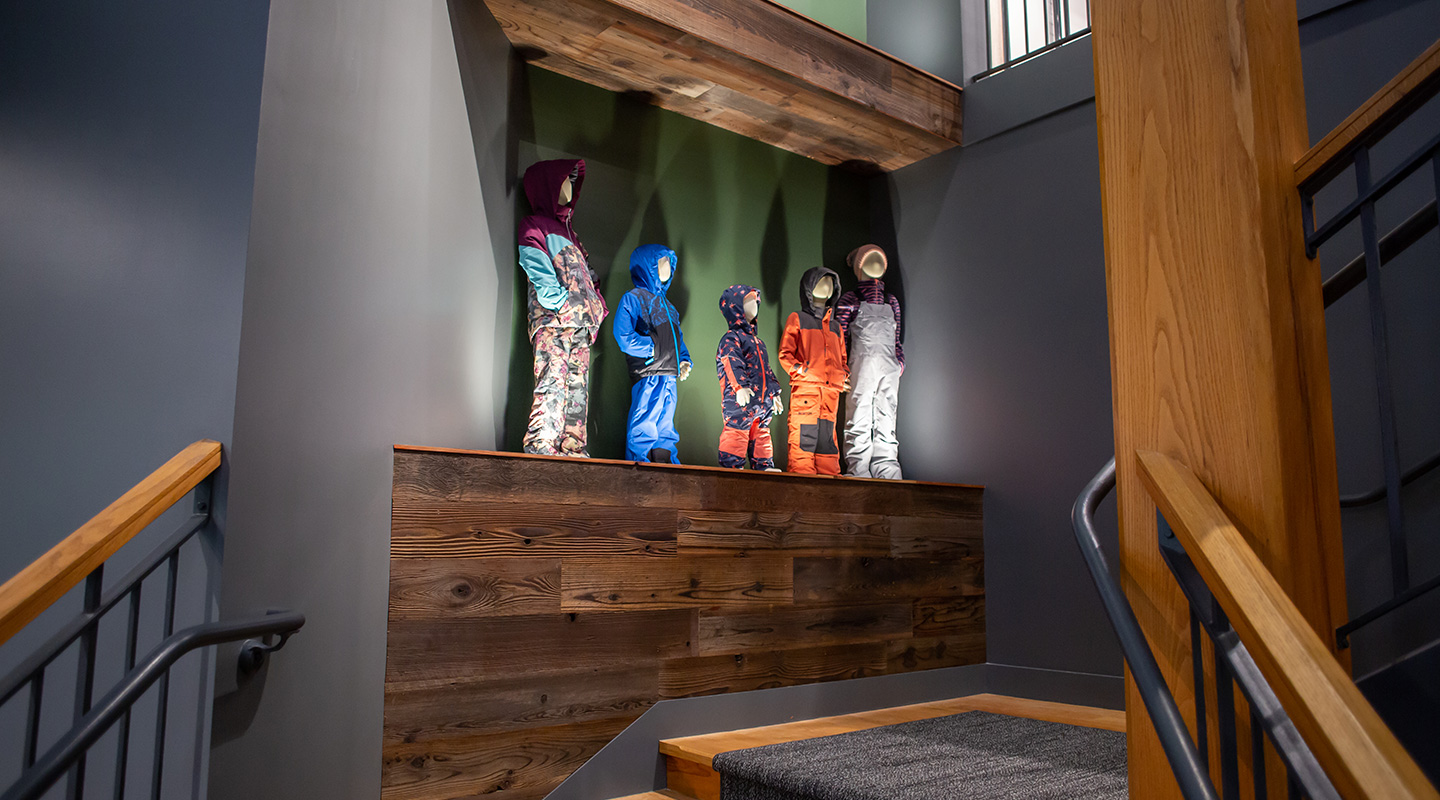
[476,0,962,170]
[0,440,221,646]
[1091,0,1348,794]
[1138,450,1438,800]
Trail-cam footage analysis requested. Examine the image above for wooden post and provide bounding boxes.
[1090,0,1348,795]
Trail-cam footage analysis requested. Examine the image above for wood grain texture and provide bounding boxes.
[659,643,887,698]
[1138,451,1438,800]
[561,556,793,610]
[1295,38,1440,187]
[386,449,984,800]
[476,0,962,171]
[388,558,560,619]
[0,439,221,647]
[391,503,678,559]
[382,716,636,800]
[659,694,1125,765]
[793,557,983,603]
[666,755,721,800]
[677,510,890,556]
[1091,0,1349,795]
[696,604,912,655]
[383,666,657,742]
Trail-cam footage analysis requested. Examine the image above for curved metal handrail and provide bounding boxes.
[2,611,305,800]
[1071,458,1219,800]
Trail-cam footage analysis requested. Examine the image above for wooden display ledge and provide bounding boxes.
[481,0,963,171]
[383,445,984,800]
[394,444,983,489]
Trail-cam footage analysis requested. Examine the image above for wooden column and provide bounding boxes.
[1090,0,1348,796]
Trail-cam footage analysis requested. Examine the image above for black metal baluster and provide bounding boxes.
[1191,611,1210,772]
[1213,651,1240,800]
[1288,770,1303,800]
[113,587,142,800]
[25,672,45,768]
[1355,146,1410,595]
[1250,705,1266,799]
[68,566,104,800]
[150,554,178,800]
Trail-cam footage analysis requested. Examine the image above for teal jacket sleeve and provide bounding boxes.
[519,244,567,311]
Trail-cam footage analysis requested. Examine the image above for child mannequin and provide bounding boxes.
[780,267,848,474]
[614,244,692,463]
[836,244,904,478]
[716,285,783,470]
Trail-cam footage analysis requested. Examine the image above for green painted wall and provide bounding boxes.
[507,66,872,466]
[774,0,867,41]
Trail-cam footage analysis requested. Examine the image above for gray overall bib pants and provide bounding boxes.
[844,301,902,479]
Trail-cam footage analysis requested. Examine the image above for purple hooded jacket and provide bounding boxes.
[518,159,607,340]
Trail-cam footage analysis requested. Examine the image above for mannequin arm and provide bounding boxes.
[612,293,654,357]
[519,245,566,311]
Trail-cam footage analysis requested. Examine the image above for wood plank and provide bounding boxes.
[1138,451,1438,800]
[390,503,678,559]
[1295,38,1440,187]
[476,0,962,171]
[1092,0,1350,794]
[0,440,221,647]
[392,449,983,518]
[911,596,986,637]
[888,516,983,558]
[383,665,657,742]
[793,557,982,604]
[666,755,720,800]
[384,611,695,684]
[381,716,635,800]
[658,694,1123,765]
[696,604,912,655]
[677,510,890,556]
[658,643,886,698]
[387,558,559,619]
[885,633,985,673]
[561,556,793,610]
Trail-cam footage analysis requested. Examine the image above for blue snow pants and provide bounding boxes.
[627,375,679,463]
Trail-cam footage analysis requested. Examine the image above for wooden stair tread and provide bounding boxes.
[659,693,1125,765]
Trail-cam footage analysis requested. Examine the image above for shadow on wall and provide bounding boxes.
[482,64,874,466]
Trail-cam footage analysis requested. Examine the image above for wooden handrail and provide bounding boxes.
[0,440,222,647]
[1295,37,1440,187]
[1136,450,1439,800]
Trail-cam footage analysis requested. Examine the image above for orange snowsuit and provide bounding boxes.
[780,267,848,475]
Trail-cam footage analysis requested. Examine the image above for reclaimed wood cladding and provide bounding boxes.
[384,448,985,800]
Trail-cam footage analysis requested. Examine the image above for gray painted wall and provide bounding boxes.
[869,0,1440,679]
[206,1,516,798]
[0,1,269,795]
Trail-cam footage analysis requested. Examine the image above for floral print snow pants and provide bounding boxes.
[524,327,595,457]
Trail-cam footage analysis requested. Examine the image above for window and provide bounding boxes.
[985,0,1089,73]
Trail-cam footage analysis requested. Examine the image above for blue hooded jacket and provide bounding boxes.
[614,244,691,378]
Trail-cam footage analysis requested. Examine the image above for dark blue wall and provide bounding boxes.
[0,1,270,794]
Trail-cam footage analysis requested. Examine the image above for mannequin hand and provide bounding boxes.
[678,361,692,381]
[772,396,784,415]
[842,377,851,392]
[735,387,753,406]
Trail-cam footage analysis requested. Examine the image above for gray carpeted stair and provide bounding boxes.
[711,711,1127,800]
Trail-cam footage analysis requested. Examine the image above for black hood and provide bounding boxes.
[799,266,842,318]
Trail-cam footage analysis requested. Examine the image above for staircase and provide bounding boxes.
[603,694,1124,800]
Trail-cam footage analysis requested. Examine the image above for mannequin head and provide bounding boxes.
[657,255,672,283]
[811,275,834,303]
[558,176,573,207]
[860,251,886,279]
[743,292,759,322]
